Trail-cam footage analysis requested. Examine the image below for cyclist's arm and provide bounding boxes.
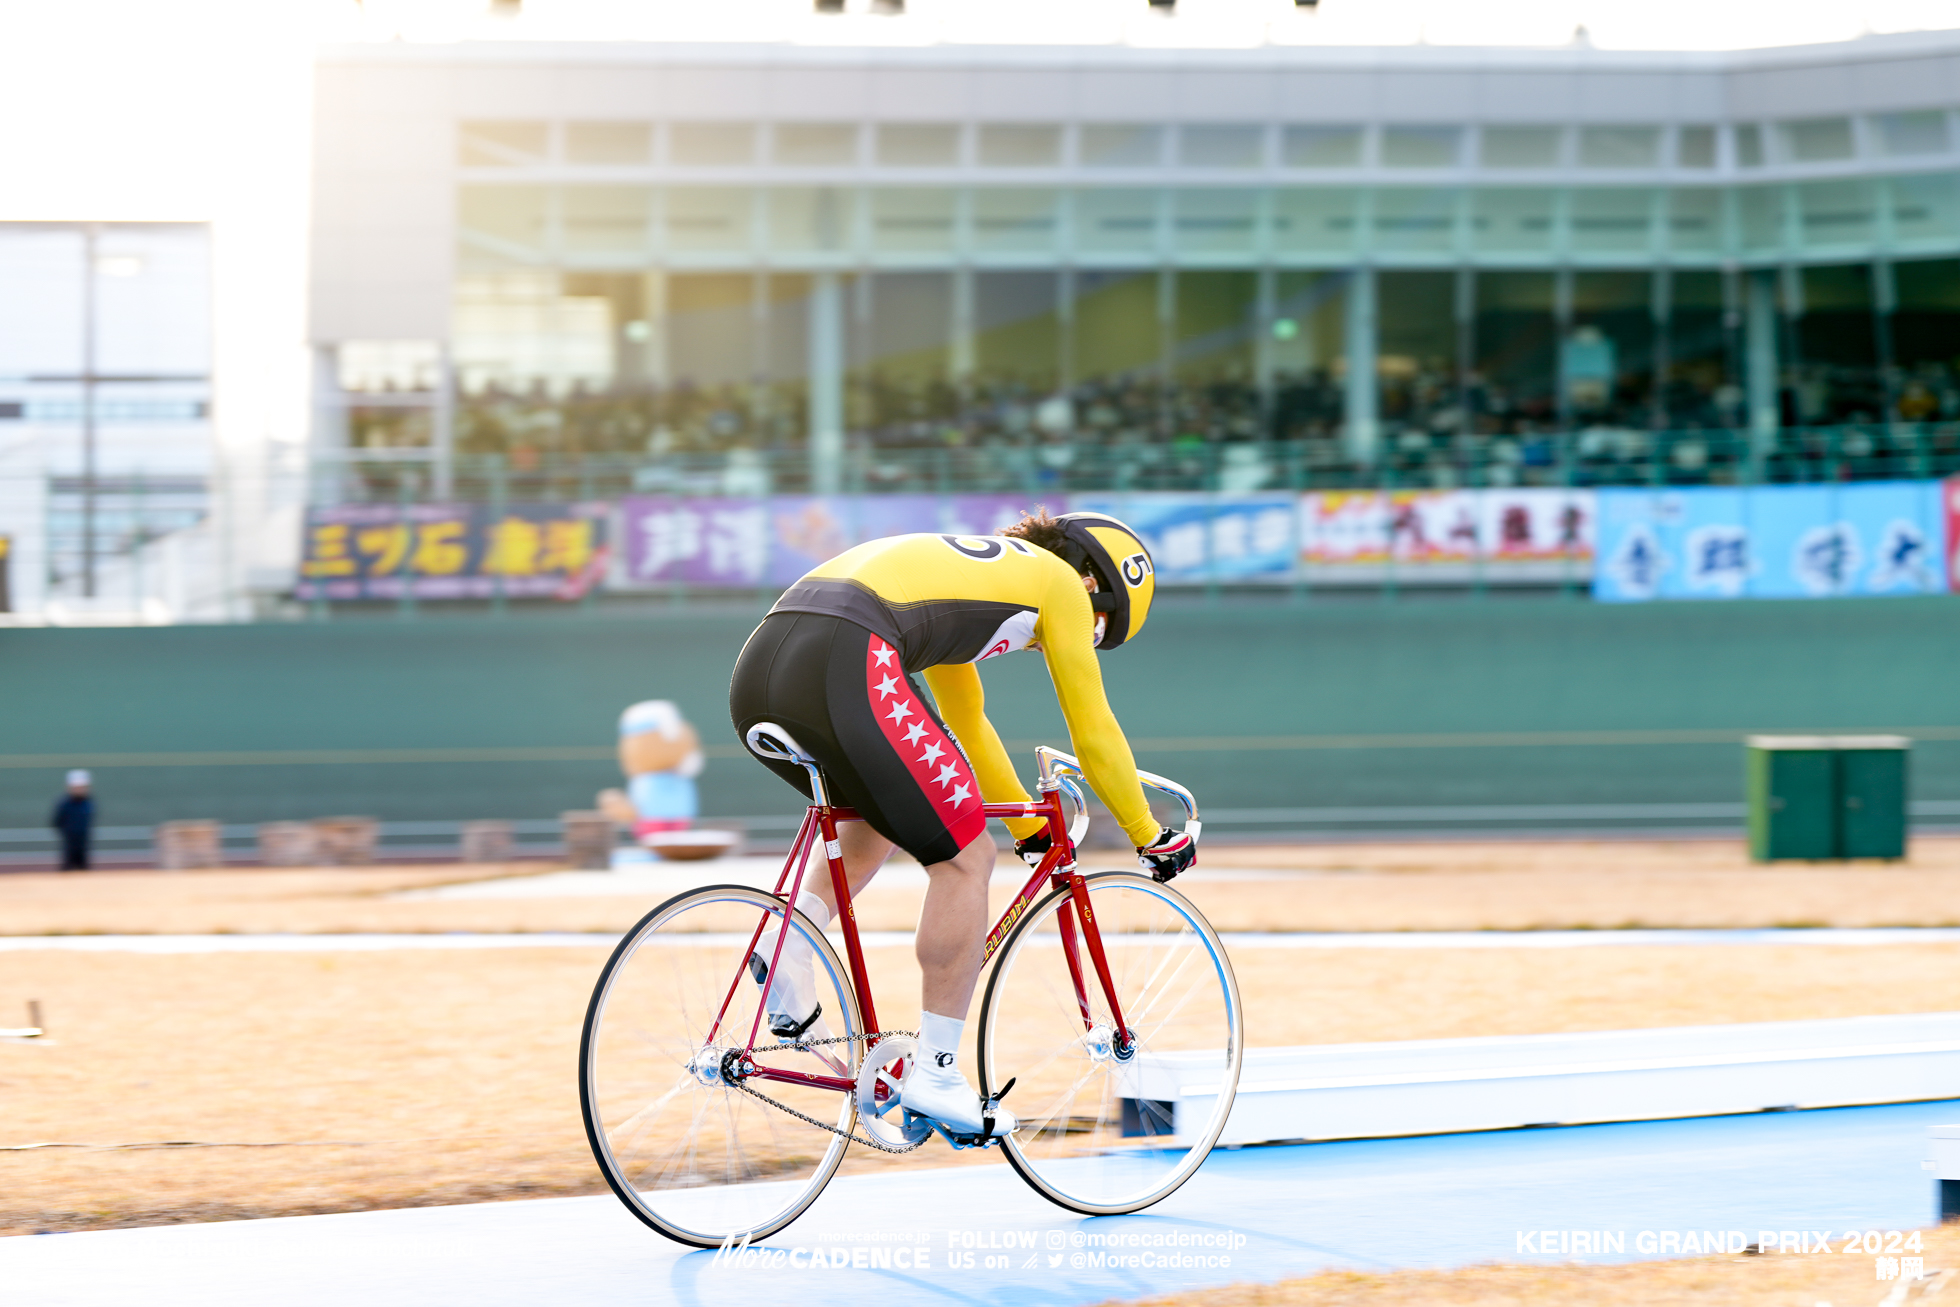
[920,663,1045,842]
[1036,579,1159,848]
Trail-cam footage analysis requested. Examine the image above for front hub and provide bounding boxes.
[1083,1023,1115,1064]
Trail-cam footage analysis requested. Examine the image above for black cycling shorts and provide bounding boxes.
[729,611,988,867]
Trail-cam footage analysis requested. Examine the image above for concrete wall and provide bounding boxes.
[5,595,1960,838]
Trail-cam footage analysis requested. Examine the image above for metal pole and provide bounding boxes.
[1745,270,1781,479]
[1342,267,1378,468]
[82,223,98,598]
[809,273,844,495]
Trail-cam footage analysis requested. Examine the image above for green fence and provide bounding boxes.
[6,594,1960,852]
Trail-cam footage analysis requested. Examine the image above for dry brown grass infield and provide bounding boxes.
[5,835,1960,1305]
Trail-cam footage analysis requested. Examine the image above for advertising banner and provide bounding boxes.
[297,502,608,600]
[618,493,1033,589]
[1066,493,1296,584]
[1300,489,1594,566]
[1594,481,1948,602]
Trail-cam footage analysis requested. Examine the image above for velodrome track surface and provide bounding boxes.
[7,1100,1955,1307]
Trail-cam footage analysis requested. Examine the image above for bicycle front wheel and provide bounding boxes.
[580,885,863,1246]
[978,870,1242,1216]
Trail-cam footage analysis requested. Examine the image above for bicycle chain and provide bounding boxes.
[727,1029,932,1155]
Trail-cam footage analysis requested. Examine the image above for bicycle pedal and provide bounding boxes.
[909,1111,1005,1152]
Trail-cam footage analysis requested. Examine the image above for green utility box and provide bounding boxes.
[1746,735,1910,861]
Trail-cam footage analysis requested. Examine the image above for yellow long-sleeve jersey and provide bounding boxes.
[769,532,1158,847]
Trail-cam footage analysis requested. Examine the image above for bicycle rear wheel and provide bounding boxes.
[978,870,1242,1215]
[580,885,863,1246]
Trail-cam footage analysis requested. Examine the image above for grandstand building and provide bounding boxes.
[309,21,1960,495]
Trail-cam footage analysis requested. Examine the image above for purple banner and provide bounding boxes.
[619,493,1035,589]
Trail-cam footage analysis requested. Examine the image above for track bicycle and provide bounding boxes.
[578,724,1243,1247]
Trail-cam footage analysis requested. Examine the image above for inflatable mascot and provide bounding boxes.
[608,700,703,842]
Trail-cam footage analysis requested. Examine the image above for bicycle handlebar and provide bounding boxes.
[1033,746,1202,846]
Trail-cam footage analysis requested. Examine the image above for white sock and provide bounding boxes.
[758,893,829,973]
[920,1010,965,1077]
[792,890,833,930]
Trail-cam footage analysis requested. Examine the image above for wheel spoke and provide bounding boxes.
[981,873,1241,1215]
[581,887,861,1245]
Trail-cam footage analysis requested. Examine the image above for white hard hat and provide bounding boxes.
[66,769,90,787]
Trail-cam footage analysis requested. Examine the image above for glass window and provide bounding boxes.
[1481,128,1560,169]
[1172,190,1258,255]
[1664,269,1738,431]
[665,188,753,253]
[852,272,954,434]
[1569,271,1655,427]
[1737,186,1783,256]
[1470,189,1555,255]
[565,122,649,165]
[562,187,652,257]
[1578,127,1659,168]
[1667,189,1722,256]
[1179,125,1262,169]
[1892,260,1960,419]
[1798,179,1875,248]
[1073,189,1160,255]
[972,189,1060,255]
[1876,111,1950,158]
[338,341,441,393]
[1372,189,1457,253]
[1173,271,1257,384]
[1376,271,1459,450]
[769,188,850,254]
[1570,189,1653,254]
[1282,126,1362,168]
[1271,188,1358,254]
[453,271,616,397]
[1071,270,1161,388]
[1080,125,1163,168]
[1735,125,1764,168]
[1271,271,1349,443]
[876,124,960,167]
[1794,264,1881,424]
[1381,127,1460,168]
[762,273,813,434]
[1781,117,1855,162]
[459,121,548,167]
[868,189,957,253]
[1676,126,1717,169]
[668,274,758,389]
[1893,173,1960,247]
[561,272,663,393]
[974,272,1059,392]
[671,123,756,166]
[1471,271,1557,440]
[775,123,857,166]
[978,124,1061,167]
[458,186,549,260]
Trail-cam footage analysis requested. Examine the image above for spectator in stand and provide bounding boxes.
[50,770,94,871]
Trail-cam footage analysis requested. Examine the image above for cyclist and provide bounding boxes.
[728,508,1196,1144]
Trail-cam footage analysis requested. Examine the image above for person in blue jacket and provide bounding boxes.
[50,770,94,872]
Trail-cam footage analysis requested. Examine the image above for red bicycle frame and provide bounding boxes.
[704,781,1131,1101]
